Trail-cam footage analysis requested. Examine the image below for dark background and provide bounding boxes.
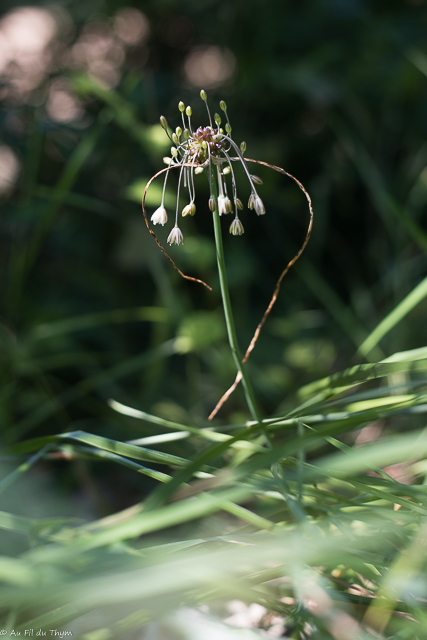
[1,0,426,517]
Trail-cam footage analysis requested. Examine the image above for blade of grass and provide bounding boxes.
[358,274,427,357]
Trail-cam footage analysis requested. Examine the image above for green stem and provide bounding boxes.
[210,172,267,434]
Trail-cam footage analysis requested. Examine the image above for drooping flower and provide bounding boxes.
[218,195,232,215]
[182,203,196,217]
[151,206,168,226]
[167,226,184,245]
[254,195,266,216]
[229,218,244,236]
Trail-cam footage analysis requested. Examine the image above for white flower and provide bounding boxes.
[167,226,184,245]
[229,218,244,236]
[182,202,196,217]
[218,195,232,215]
[151,206,168,226]
[248,194,256,210]
[254,195,265,216]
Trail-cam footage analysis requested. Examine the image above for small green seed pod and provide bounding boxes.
[240,141,246,154]
[186,105,192,117]
[160,115,168,130]
[200,89,207,101]
[183,128,190,140]
[178,101,185,112]
[220,100,227,111]
[214,113,221,126]
[225,123,232,134]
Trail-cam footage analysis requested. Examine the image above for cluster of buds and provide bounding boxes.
[150,90,266,245]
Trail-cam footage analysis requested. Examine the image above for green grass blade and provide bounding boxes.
[358,275,427,357]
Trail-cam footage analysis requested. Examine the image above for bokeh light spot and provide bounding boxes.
[183,46,236,89]
[46,79,84,123]
[0,145,20,195]
[114,8,149,45]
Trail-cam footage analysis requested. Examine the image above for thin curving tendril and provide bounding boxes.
[142,163,212,291]
[208,159,313,420]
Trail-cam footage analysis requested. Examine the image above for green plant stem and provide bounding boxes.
[210,174,268,440]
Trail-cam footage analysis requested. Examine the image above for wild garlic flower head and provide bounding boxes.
[151,90,267,246]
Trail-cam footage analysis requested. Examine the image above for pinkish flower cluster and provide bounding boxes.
[151,90,267,245]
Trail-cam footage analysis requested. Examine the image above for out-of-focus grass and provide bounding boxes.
[2,344,427,638]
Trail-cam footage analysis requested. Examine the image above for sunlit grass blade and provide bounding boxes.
[358,274,427,357]
[298,351,427,400]
[110,399,267,451]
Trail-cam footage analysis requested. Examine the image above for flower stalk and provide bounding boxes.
[209,171,268,438]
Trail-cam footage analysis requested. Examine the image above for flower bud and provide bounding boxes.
[223,166,231,175]
[220,100,227,111]
[225,123,232,134]
[160,115,168,129]
[182,202,196,217]
[183,128,190,140]
[172,132,179,144]
[176,126,182,137]
[214,113,221,126]
[248,194,256,210]
[195,166,204,174]
[200,89,207,101]
[186,105,192,117]
[240,141,246,154]
[235,198,243,210]
[209,196,216,212]
[251,174,263,185]
[171,147,178,157]
[178,101,185,112]
[163,157,172,165]
[229,219,244,236]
